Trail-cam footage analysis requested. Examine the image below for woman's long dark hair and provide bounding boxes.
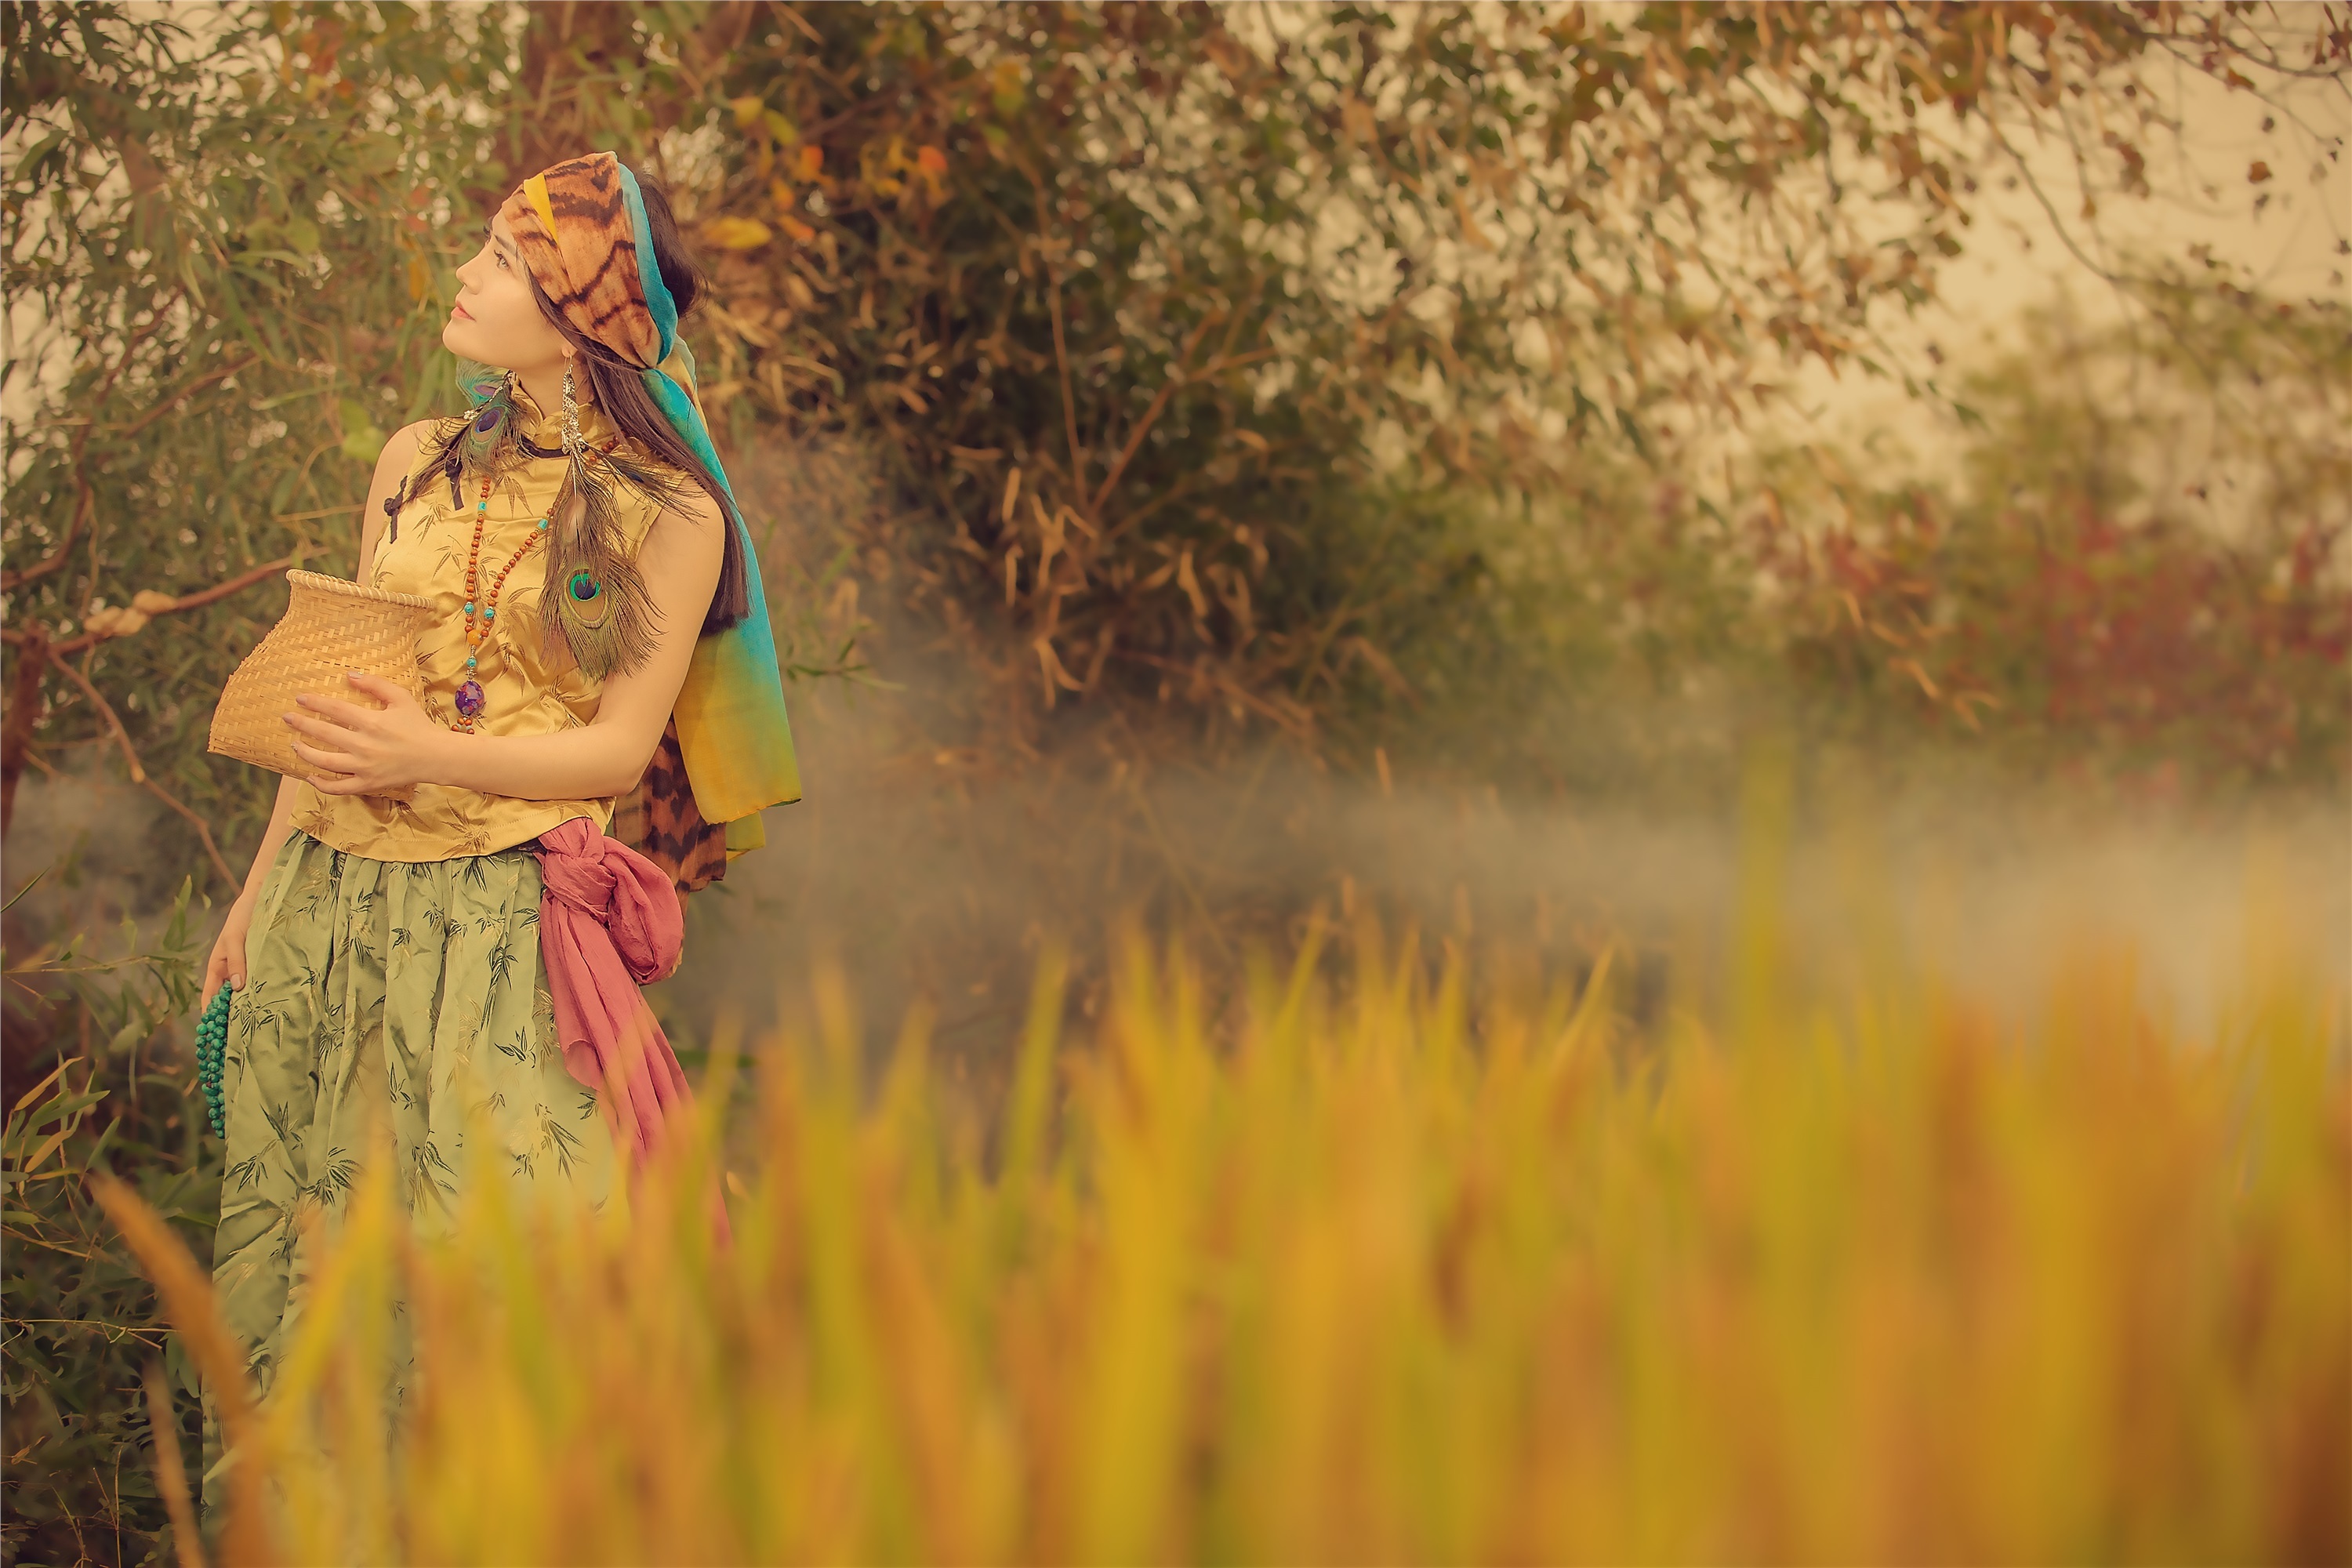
[528,166,749,637]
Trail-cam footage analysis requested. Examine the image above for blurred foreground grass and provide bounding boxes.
[100,903,2348,1566]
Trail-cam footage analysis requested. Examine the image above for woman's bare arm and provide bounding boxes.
[281,482,728,804]
[201,422,432,1002]
[357,419,432,580]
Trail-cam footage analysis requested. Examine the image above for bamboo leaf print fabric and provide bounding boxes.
[198,829,615,1519]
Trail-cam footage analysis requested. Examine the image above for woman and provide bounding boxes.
[192,152,799,1519]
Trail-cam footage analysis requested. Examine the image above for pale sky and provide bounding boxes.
[1777,56,2349,464]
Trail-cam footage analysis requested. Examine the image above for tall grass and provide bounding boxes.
[100,901,2347,1566]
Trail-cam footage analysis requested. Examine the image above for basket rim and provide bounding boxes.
[285,568,437,612]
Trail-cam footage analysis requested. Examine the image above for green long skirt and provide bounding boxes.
[198,829,617,1526]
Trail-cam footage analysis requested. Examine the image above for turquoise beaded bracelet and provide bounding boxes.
[196,984,231,1139]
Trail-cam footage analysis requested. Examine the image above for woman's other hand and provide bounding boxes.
[284,671,452,796]
[202,891,256,1008]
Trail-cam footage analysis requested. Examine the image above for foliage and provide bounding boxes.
[10,0,2301,779]
[1,874,213,1568]
[602,1,2326,737]
[106,890,2352,1565]
[0,1,535,901]
[1325,275,2352,799]
[0,0,2333,853]
[1757,282,2351,789]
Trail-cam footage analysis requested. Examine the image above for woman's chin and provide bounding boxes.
[441,320,488,359]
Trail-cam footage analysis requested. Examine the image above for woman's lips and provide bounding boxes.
[451,300,474,321]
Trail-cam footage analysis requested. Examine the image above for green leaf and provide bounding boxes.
[166,1336,198,1400]
[340,397,389,461]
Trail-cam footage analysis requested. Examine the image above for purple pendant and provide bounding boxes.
[453,678,486,718]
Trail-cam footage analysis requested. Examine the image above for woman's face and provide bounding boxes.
[442,212,570,372]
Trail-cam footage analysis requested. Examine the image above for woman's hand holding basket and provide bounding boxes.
[282,671,454,797]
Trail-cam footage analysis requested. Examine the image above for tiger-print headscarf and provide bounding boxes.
[495,151,802,844]
[498,152,668,368]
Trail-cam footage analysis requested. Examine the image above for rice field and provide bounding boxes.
[102,901,2348,1566]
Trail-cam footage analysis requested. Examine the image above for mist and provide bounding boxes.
[659,661,2350,1076]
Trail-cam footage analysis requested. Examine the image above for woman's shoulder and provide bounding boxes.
[365,419,448,503]
[601,434,720,526]
[390,413,473,480]
[383,418,446,463]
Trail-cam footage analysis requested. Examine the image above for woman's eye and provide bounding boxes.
[495,252,509,270]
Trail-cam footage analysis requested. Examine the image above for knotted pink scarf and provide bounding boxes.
[533,816,731,1248]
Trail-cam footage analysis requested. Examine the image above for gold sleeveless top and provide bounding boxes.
[289,388,678,862]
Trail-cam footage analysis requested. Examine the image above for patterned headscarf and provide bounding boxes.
[497,151,801,841]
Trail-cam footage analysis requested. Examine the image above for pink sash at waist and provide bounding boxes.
[531,816,731,1248]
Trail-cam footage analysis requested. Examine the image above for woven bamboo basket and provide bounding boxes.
[207,570,440,800]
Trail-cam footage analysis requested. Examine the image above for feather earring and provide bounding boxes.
[539,355,667,680]
[452,365,542,503]
[458,367,516,466]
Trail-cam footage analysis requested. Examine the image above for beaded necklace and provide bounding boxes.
[452,474,550,731]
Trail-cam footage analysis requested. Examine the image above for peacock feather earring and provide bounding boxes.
[434,360,535,508]
[458,366,517,465]
[539,352,665,681]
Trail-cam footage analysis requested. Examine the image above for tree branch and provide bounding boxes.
[1045,264,1087,510]
[56,557,295,657]
[107,352,259,442]
[43,651,236,893]
[1090,314,1222,518]
[0,290,185,594]
[5,556,296,655]
[45,650,146,785]
[1,625,50,837]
